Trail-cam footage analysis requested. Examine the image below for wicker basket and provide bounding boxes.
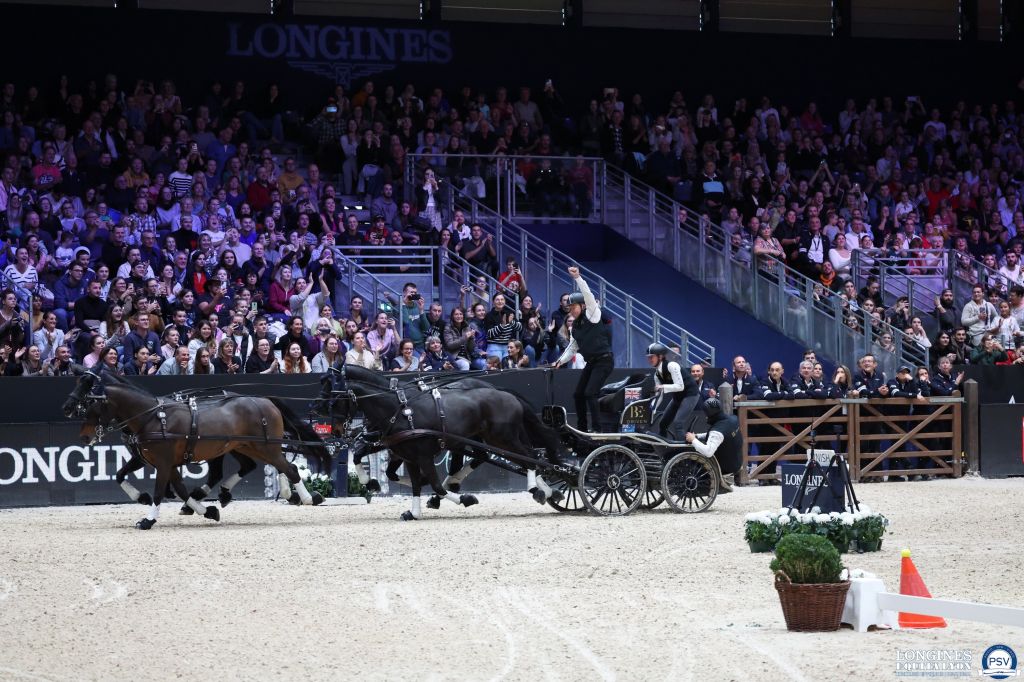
[774,571,851,632]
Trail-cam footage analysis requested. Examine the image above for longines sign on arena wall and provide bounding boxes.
[226,23,454,88]
[0,423,265,508]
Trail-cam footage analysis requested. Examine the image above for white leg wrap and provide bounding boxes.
[278,473,291,498]
[348,449,370,484]
[536,475,553,498]
[410,496,421,518]
[186,497,207,515]
[221,474,241,491]
[444,491,463,505]
[146,503,160,522]
[447,464,474,485]
[120,481,141,501]
[526,469,537,490]
[199,484,212,495]
[294,480,314,505]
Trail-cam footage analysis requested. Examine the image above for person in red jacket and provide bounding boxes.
[246,166,273,212]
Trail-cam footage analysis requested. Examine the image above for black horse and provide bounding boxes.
[341,374,563,504]
[63,368,330,529]
[322,365,562,520]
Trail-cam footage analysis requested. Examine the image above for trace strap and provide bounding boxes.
[183,397,200,464]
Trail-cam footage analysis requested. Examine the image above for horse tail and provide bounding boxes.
[268,397,332,472]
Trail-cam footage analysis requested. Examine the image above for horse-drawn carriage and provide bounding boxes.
[63,364,723,527]
[330,366,722,518]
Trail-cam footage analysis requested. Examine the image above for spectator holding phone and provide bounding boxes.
[366,311,398,365]
[498,257,526,294]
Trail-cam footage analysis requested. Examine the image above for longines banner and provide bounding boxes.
[0,6,1017,118]
[0,422,266,507]
[225,22,453,88]
[0,421,520,508]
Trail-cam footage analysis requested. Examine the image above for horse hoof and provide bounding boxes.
[460,494,479,507]
[549,490,565,503]
[366,479,381,493]
[530,487,547,504]
[400,510,418,521]
[137,493,152,506]
[426,496,441,510]
[218,489,233,507]
[448,482,462,493]
[204,506,220,522]
[179,503,194,516]
[135,518,156,530]
[311,492,325,506]
[287,492,301,506]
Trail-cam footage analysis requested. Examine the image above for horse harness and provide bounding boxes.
[340,375,450,452]
[385,377,449,450]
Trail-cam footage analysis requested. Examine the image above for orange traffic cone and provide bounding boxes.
[898,548,947,629]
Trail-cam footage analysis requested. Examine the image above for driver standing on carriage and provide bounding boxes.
[646,342,698,440]
[553,266,614,432]
[684,398,742,493]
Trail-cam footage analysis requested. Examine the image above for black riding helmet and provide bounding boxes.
[647,342,669,356]
[704,397,722,420]
[567,292,586,305]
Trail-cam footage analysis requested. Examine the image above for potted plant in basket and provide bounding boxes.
[770,533,850,632]
[853,512,888,552]
[744,513,779,553]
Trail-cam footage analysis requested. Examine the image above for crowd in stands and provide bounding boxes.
[0,69,1021,378]
[659,91,1024,371]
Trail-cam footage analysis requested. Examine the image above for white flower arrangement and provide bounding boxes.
[295,463,333,498]
[743,507,890,552]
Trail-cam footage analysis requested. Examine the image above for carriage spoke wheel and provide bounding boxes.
[661,453,718,513]
[641,488,665,509]
[547,476,587,513]
[577,445,646,516]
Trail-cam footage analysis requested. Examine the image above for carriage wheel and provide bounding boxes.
[661,453,718,513]
[546,477,587,513]
[577,445,647,516]
[641,488,665,509]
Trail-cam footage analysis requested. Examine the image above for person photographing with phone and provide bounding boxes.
[553,266,614,432]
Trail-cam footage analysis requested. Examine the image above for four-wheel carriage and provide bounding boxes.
[539,402,721,516]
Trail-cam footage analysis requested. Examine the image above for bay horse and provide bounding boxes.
[322,365,562,520]
[63,368,330,530]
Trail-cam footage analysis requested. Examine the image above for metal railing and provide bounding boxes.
[335,255,408,339]
[404,153,605,223]
[334,245,518,334]
[847,248,950,332]
[601,164,925,372]
[437,180,716,367]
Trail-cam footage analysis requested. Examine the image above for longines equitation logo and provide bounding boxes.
[227,23,454,87]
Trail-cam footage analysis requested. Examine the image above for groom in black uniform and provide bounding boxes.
[553,266,614,432]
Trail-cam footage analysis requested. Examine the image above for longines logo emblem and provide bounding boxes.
[227,22,454,87]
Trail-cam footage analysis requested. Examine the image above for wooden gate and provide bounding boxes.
[737,397,963,484]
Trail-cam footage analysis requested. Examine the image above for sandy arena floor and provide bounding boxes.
[0,477,1022,681]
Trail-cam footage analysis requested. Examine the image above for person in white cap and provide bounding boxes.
[646,342,698,440]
